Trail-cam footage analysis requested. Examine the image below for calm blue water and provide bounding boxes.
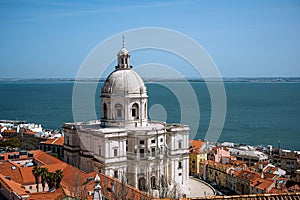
[0,81,299,150]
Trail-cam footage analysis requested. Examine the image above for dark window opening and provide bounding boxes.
[114,170,118,178]
[151,148,156,157]
[132,103,139,119]
[178,161,182,169]
[103,103,108,119]
[178,141,182,149]
[140,149,145,159]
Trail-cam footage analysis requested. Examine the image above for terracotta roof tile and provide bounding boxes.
[238,170,260,181]
[19,167,36,185]
[0,173,29,197]
[27,187,66,200]
[0,150,150,200]
[2,129,17,133]
[40,137,64,146]
[0,161,23,184]
[268,187,288,194]
[189,140,206,153]
[251,177,274,190]
[32,150,62,165]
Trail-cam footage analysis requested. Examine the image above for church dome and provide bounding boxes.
[102,69,146,95]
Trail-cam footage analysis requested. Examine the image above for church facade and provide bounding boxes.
[63,42,190,196]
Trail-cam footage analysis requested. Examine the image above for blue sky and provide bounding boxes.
[0,0,300,78]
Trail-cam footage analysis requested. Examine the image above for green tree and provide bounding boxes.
[0,138,20,148]
[54,169,64,188]
[46,171,56,190]
[32,166,42,192]
[40,168,49,192]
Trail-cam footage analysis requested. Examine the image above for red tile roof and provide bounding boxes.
[40,137,64,146]
[190,140,206,149]
[268,187,288,194]
[238,170,260,181]
[32,150,62,165]
[0,161,24,184]
[0,150,150,200]
[0,173,29,197]
[251,177,274,191]
[26,187,66,200]
[2,129,17,133]
[190,140,206,154]
[24,131,36,135]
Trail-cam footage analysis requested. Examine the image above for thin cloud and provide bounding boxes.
[0,0,193,23]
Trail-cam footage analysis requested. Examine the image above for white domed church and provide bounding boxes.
[63,41,190,196]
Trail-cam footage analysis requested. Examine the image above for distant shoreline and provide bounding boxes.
[0,77,300,83]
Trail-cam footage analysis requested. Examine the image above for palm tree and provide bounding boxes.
[32,166,42,192]
[54,169,64,188]
[40,168,49,192]
[46,172,56,190]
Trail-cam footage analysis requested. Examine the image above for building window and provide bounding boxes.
[132,109,136,118]
[151,139,155,144]
[178,161,182,169]
[140,149,145,159]
[144,103,147,118]
[114,149,118,157]
[115,104,122,118]
[151,176,156,189]
[160,138,163,143]
[140,140,144,145]
[151,148,156,157]
[66,136,69,145]
[98,146,101,156]
[138,177,147,192]
[103,103,108,119]
[178,141,182,149]
[132,103,139,119]
[114,170,118,178]
[178,173,182,176]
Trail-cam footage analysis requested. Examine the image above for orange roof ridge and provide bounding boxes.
[0,174,29,196]
[40,137,64,145]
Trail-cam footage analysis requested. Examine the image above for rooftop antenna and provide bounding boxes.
[122,35,125,48]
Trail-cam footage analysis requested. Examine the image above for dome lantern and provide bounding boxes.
[116,35,131,70]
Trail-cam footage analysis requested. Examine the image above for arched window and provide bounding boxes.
[115,104,122,119]
[151,176,156,189]
[138,177,147,191]
[103,103,108,119]
[161,175,167,187]
[144,103,147,118]
[131,103,139,119]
